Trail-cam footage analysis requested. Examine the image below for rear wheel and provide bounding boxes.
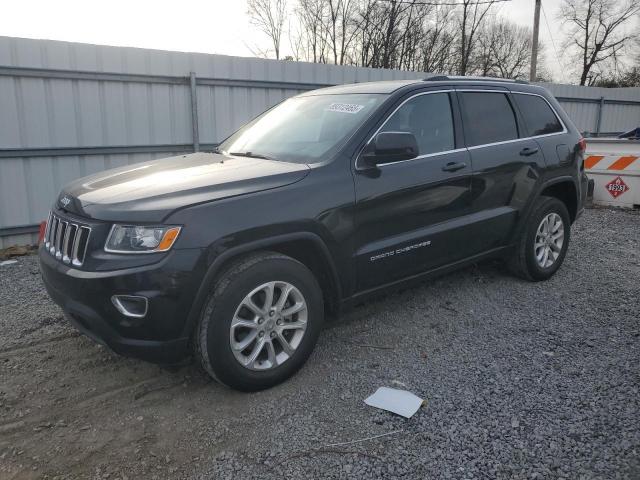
[194,252,323,391]
[509,196,570,281]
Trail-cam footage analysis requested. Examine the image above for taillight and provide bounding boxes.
[578,137,587,153]
[38,220,47,244]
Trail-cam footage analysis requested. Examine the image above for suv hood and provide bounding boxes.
[57,152,310,222]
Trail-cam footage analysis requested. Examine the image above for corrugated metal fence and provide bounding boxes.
[1,36,639,247]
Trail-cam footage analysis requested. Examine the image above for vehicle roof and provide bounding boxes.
[299,79,423,95]
[298,77,547,96]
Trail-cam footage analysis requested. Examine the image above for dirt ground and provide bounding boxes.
[1,207,639,479]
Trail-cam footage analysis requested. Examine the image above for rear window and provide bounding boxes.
[460,92,518,147]
[513,93,563,136]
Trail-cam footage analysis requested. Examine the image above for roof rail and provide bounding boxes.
[424,75,529,84]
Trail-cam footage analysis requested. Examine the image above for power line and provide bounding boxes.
[377,0,512,6]
[541,1,565,82]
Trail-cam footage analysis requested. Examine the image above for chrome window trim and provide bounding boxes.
[356,88,569,170]
[456,88,521,147]
[509,91,568,138]
[376,148,468,167]
[456,88,568,142]
[466,130,567,151]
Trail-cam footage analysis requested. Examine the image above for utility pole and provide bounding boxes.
[530,0,541,81]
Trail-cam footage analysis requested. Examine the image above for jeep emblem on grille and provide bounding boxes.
[60,196,71,207]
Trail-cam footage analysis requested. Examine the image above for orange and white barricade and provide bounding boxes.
[585,138,640,208]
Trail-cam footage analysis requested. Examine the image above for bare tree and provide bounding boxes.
[348,0,427,69]
[325,0,359,65]
[474,20,533,79]
[293,0,330,63]
[458,0,497,75]
[559,0,640,85]
[275,0,555,81]
[247,0,288,60]
[416,5,458,74]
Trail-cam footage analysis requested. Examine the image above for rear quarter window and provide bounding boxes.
[459,92,519,147]
[513,93,564,136]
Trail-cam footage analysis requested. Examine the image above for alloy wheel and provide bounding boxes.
[229,281,308,371]
[534,212,565,268]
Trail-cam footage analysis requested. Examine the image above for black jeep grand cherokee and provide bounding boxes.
[40,76,590,391]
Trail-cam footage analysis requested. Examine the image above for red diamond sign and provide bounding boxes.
[605,176,630,198]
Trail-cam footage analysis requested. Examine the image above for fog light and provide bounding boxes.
[111,295,148,318]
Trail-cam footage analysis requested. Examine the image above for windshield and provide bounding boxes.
[218,93,387,164]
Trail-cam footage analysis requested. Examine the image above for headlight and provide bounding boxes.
[104,225,181,253]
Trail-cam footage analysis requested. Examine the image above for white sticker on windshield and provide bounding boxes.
[326,103,365,114]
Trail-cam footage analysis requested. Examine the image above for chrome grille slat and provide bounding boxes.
[55,221,65,259]
[71,227,84,266]
[46,214,53,247]
[46,213,91,266]
[73,226,91,267]
[62,224,76,263]
[49,217,59,254]
[44,212,53,248]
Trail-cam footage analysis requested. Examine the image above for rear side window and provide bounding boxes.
[460,92,518,147]
[513,93,563,136]
[380,92,455,156]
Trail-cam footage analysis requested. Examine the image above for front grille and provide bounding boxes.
[44,212,91,266]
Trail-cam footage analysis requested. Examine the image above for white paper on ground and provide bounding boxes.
[364,387,424,418]
[0,260,18,266]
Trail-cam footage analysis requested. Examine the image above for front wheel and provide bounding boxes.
[194,252,323,391]
[509,196,571,281]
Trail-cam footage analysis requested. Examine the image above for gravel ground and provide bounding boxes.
[1,207,638,480]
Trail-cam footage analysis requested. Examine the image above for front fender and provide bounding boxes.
[179,231,342,340]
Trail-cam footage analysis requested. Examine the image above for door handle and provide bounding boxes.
[520,147,539,156]
[442,161,467,172]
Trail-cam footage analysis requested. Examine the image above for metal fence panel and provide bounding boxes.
[556,100,599,133]
[1,35,639,247]
[543,82,640,134]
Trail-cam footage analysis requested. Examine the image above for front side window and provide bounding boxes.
[460,92,518,147]
[218,93,386,164]
[513,93,563,136]
[379,92,455,156]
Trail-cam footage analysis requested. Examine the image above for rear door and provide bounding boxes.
[457,89,547,252]
[510,91,567,167]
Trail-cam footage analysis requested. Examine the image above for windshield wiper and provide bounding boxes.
[229,151,274,160]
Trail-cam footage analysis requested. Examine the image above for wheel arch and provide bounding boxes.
[509,175,578,245]
[182,232,342,340]
[539,177,578,223]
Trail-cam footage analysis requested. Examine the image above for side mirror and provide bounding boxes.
[361,131,419,167]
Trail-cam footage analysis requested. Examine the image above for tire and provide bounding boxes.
[194,251,324,391]
[509,196,571,282]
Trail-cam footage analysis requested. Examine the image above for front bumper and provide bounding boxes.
[39,245,204,364]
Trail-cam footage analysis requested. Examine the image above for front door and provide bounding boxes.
[353,91,473,292]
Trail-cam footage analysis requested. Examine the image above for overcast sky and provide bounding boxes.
[0,0,592,83]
